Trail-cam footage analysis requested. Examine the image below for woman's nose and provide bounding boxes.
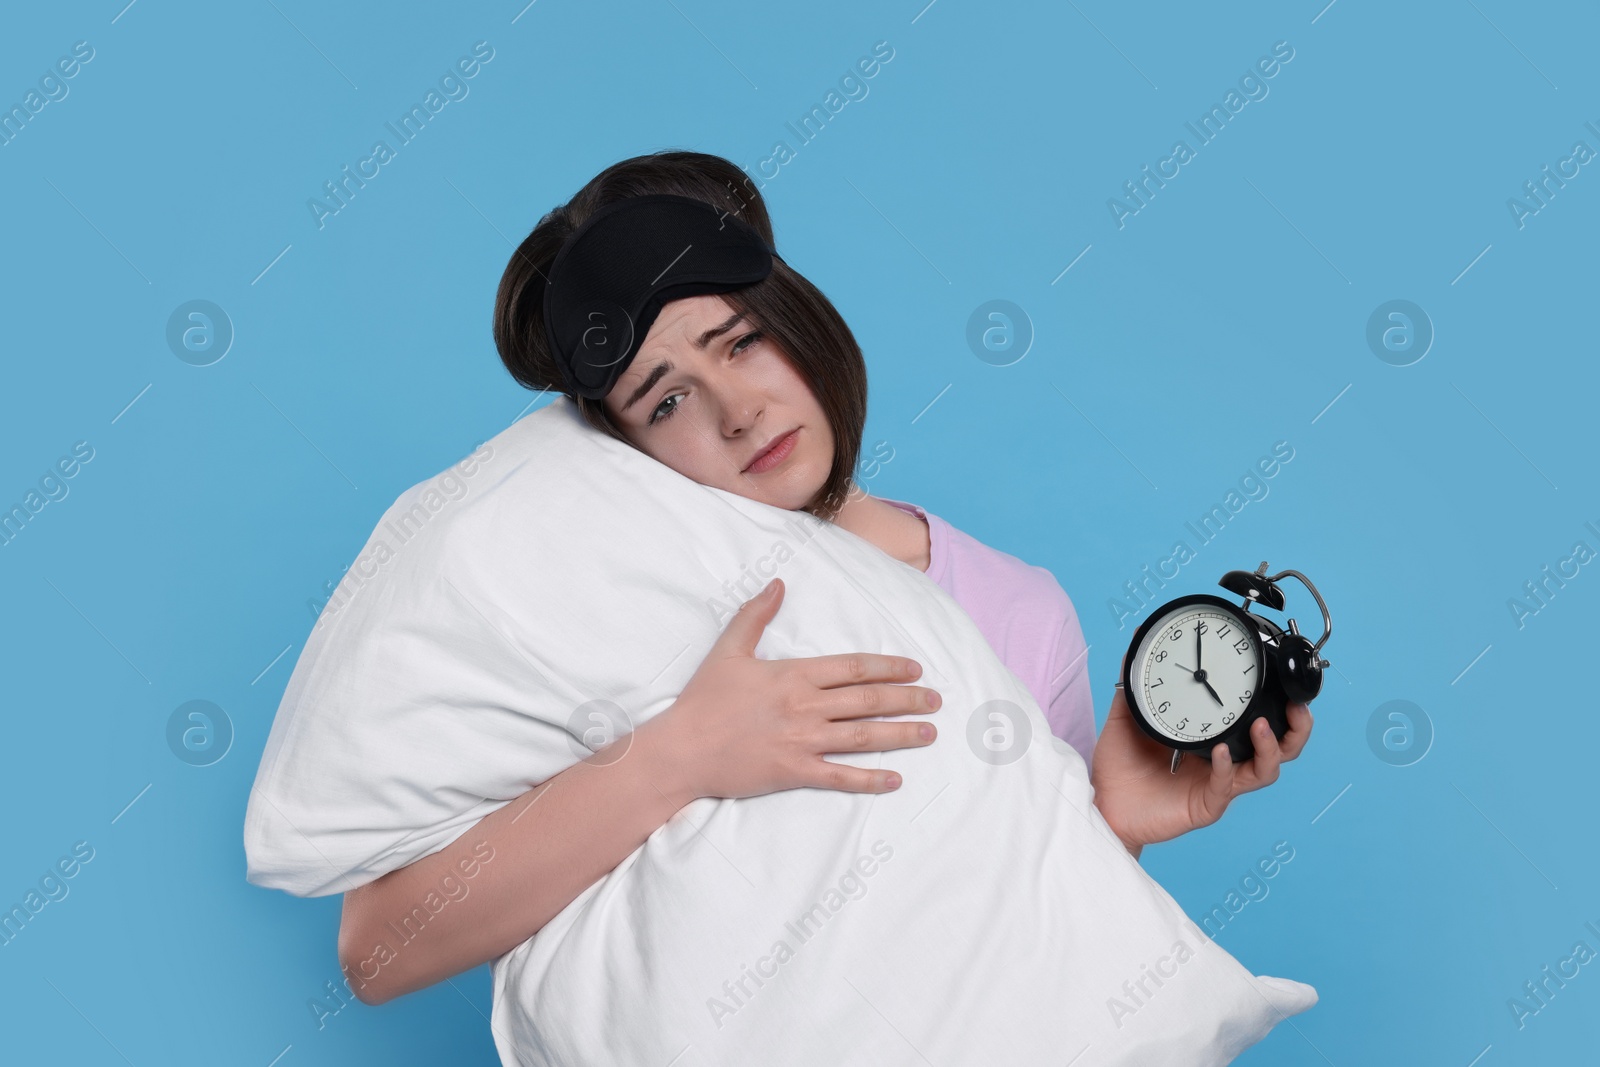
[719,399,762,439]
[705,372,763,438]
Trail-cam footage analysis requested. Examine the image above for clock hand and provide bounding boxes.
[1172,660,1223,703]
[1171,646,1216,703]
[1195,622,1203,672]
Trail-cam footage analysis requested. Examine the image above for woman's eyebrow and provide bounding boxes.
[619,312,747,415]
[620,360,672,414]
[695,311,745,349]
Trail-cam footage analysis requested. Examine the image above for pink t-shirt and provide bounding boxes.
[879,497,1097,773]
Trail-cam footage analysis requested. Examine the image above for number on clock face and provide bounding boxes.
[1135,606,1263,743]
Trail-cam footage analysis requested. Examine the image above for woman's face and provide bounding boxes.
[602,294,834,511]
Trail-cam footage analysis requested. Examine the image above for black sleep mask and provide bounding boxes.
[542,193,780,400]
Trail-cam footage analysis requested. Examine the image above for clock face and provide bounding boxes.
[1132,603,1265,744]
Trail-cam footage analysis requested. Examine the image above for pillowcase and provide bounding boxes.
[244,395,1316,1066]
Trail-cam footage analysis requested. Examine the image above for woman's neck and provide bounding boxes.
[828,491,932,573]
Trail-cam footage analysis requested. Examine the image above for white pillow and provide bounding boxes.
[244,395,1316,1066]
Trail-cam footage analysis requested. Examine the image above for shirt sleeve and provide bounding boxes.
[1043,606,1097,776]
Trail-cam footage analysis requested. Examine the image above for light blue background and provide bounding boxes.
[2,0,1596,1063]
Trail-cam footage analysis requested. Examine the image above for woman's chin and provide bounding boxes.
[744,464,824,511]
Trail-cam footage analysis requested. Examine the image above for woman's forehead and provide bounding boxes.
[647,294,737,342]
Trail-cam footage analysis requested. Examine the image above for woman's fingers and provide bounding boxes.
[1241,717,1283,791]
[1196,743,1237,826]
[804,652,923,690]
[1191,710,1305,829]
[819,717,936,755]
[805,757,907,794]
[772,660,940,795]
[1278,703,1314,761]
[713,576,785,658]
[816,681,941,720]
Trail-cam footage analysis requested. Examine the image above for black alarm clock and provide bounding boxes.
[1120,561,1332,766]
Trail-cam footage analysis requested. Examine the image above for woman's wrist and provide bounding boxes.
[1103,810,1144,860]
[1108,820,1145,861]
[1089,770,1145,860]
[629,707,702,812]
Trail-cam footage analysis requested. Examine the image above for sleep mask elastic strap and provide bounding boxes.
[541,193,779,400]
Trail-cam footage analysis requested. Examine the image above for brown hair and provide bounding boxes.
[491,150,867,521]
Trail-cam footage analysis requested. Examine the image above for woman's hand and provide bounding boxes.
[339,576,940,1007]
[1089,656,1313,859]
[644,576,943,804]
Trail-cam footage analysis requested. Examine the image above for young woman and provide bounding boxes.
[337,150,1313,1006]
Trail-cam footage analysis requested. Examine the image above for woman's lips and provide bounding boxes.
[745,428,799,474]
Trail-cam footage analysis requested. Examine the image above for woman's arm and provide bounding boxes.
[338,713,694,1005]
[338,577,940,1005]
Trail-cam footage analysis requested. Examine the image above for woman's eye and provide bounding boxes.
[733,329,764,353]
[648,393,680,425]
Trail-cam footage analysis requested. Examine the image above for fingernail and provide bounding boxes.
[885,773,902,789]
[928,691,941,709]
[919,724,933,740]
